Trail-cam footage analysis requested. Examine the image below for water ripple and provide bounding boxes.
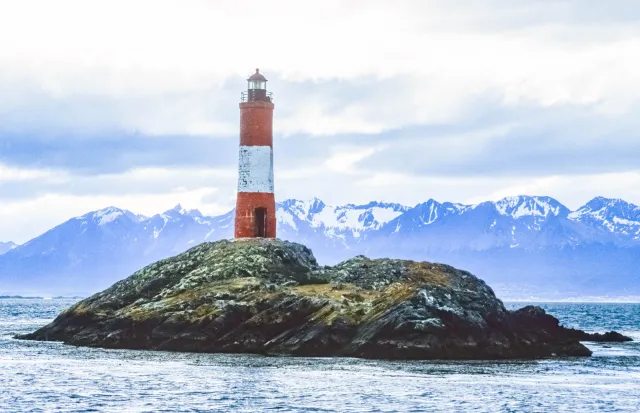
[1,299,639,412]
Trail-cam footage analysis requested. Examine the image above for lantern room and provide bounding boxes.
[242,68,273,103]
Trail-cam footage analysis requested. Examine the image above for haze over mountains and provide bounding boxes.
[1,196,639,299]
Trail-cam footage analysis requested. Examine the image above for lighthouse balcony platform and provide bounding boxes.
[241,91,274,103]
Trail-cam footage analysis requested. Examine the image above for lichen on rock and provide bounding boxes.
[17,238,632,359]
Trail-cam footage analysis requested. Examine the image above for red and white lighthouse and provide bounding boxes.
[234,69,276,238]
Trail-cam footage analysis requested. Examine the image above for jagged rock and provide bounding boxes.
[571,330,633,343]
[16,239,632,359]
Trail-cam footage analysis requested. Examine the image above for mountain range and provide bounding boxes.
[1,196,639,298]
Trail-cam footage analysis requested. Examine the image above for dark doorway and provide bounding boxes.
[255,207,267,237]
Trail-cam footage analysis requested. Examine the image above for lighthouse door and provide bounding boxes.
[255,207,267,237]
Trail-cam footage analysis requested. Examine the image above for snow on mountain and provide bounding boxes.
[161,204,203,219]
[384,199,469,233]
[0,242,17,255]
[277,198,409,237]
[375,196,576,252]
[2,195,640,297]
[76,206,146,227]
[95,208,122,226]
[569,197,640,239]
[495,196,569,219]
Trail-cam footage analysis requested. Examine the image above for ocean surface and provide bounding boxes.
[1,299,639,412]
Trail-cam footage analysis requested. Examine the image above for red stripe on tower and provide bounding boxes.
[235,69,276,239]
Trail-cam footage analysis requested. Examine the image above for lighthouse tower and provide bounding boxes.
[234,69,276,238]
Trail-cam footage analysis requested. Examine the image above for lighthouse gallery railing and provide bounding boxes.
[240,91,274,103]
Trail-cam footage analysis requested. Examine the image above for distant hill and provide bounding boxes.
[0,196,639,298]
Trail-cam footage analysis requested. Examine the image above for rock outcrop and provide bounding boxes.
[17,239,632,359]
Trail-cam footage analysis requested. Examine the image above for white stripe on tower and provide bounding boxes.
[237,145,274,193]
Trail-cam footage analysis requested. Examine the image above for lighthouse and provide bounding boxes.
[234,69,276,238]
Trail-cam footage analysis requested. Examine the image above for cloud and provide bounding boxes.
[0,163,62,182]
[1,0,640,242]
[0,165,235,202]
[0,130,239,174]
[2,0,640,136]
[358,104,640,177]
[324,146,382,174]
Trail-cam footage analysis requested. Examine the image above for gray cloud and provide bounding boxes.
[0,130,236,174]
[0,169,234,202]
[358,103,640,177]
[2,93,640,205]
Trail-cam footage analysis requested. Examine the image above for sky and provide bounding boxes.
[1,0,640,243]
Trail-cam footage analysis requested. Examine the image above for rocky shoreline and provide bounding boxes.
[17,239,632,359]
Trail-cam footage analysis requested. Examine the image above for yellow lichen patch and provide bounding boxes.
[250,290,287,303]
[305,301,361,327]
[405,262,450,287]
[68,303,111,319]
[126,307,158,321]
[384,282,419,301]
[68,303,91,315]
[291,283,379,302]
[360,282,418,323]
[292,284,403,327]
[192,304,221,319]
[166,277,262,302]
[336,304,371,326]
[216,277,264,291]
[306,303,338,325]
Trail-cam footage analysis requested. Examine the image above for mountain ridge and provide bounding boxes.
[1,195,639,297]
[0,242,17,255]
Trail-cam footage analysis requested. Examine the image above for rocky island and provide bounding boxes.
[17,239,631,359]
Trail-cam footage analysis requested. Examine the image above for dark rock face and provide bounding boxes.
[16,239,632,359]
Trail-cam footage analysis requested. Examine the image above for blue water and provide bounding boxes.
[1,299,639,412]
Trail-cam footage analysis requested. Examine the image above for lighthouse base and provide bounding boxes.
[234,192,276,238]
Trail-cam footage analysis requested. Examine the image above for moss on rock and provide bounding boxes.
[16,238,630,359]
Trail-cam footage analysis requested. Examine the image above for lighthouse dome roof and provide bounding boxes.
[248,68,267,81]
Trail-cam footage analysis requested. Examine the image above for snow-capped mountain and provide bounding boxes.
[0,242,17,255]
[278,198,408,234]
[1,195,639,297]
[569,197,640,241]
[276,199,409,254]
[495,196,569,219]
[0,204,234,295]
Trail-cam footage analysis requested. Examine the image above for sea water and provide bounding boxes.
[1,299,639,412]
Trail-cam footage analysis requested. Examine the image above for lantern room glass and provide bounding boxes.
[248,80,266,90]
